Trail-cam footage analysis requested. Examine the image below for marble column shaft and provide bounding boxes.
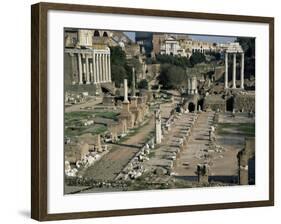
[85,54,90,84]
[124,79,128,102]
[104,54,108,82]
[132,67,136,97]
[78,53,83,84]
[92,52,96,83]
[232,53,236,88]
[96,54,100,83]
[99,54,103,82]
[108,54,111,82]
[241,53,244,89]
[225,52,228,88]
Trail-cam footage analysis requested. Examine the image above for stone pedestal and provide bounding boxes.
[119,102,134,129]
[225,52,228,88]
[130,97,142,125]
[155,108,162,144]
[197,164,210,184]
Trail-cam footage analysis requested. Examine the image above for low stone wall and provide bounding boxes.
[234,93,255,112]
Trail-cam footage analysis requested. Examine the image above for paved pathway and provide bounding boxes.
[83,115,155,180]
[143,111,196,172]
[173,111,215,176]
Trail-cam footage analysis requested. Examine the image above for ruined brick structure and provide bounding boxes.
[203,95,226,112]
[237,137,255,185]
[233,91,255,112]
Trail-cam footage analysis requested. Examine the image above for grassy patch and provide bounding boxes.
[64,111,116,137]
[216,122,255,137]
[94,111,119,120]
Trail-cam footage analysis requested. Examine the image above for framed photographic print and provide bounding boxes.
[31,2,274,221]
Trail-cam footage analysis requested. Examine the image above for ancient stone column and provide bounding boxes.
[225,52,228,88]
[70,53,76,84]
[241,53,244,89]
[124,79,129,103]
[89,62,93,83]
[92,52,96,84]
[108,54,111,82]
[104,54,108,82]
[132,67,136,97]
[232,53,237,88]
[82,54,86,84]
[78,53,83,84]
[102,54,106,83]
[96,53,100,83]
[85,54,90,84]
[99,54,103,83]
[98,54,102,82]
[193,77,198,94]
[155,108,162,144]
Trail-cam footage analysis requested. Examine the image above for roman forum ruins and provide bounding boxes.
[64,29,255,194]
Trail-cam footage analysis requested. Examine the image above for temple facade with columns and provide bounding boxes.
[224,42,245,89]
[65,48,111,85]
[64,29,113,86]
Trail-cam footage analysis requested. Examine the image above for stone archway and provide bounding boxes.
[188,102,195,112]
[197,98,204,111]
[94,30,100,37]
[226,97,234,111]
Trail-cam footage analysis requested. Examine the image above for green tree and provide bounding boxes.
[158,64,187,89]
[236,37,255,58]
[138,79,148,89]
[127,57,142,73]
[111,64,127,87]
[110,46,127,66]
[206,51,221,61]
[236,37,255,78]
[156,54,191,68]
[189,52,206,66]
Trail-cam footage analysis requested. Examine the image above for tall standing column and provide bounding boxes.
[78,53,83,84]
[155,109,162,144]
[102,54,106,82]
[85,54,90,84]
[99,54,103,83]
[89,62,93,83]
[124,79,129,103]
[108,54,111,82]
[105,53,108,82]
[100,54,103,82]
[240,53,244,89]
[225,52,228,88]
[132,67,136,97]
[232,53,236,89]
[82,54,86,84]
[92,52,96,84]
[96,54,100,83]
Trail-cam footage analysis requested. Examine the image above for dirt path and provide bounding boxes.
[144,112,195,172]
[65,97,103,113]
[173,112,214,176]
[173,111,241,178]
[83,115,155,180]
